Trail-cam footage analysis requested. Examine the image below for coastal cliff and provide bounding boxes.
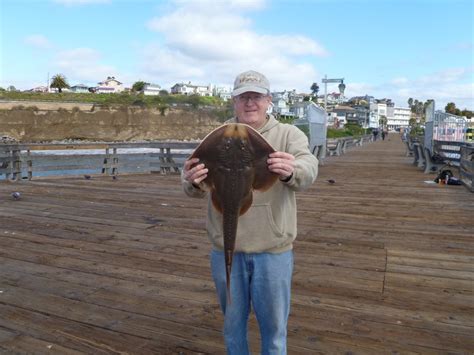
[0,103,224,142]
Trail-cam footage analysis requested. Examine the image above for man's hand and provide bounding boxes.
[183,158,208,186]
[267,152,295,181]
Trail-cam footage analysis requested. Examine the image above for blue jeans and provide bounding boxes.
[210,249,294,355]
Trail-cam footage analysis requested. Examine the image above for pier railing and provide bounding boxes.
[2,134,376,181]
[325,134,373,157]
[0,142,199,180]
[459,144,474,192]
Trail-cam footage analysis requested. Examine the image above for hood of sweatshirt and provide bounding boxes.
[228,114,279,135]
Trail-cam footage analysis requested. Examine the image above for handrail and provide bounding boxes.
[459,144,474,192]
[0,141,199,180]
[2,134,377,181]
[326,134,372,157]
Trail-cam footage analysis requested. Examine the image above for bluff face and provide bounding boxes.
[0,104,224,142]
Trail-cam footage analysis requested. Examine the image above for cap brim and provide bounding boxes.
[231,86,269,97]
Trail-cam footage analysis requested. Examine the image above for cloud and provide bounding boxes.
[348,67,474,110]
[142,0,327,92]
[24,34,53,49]
[141,46,206,84]
[54,48,117,84]
[418,67,470,85]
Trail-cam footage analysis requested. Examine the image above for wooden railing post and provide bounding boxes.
[12,149,22,181]
[27,149,33,180]
[102,147,110,175]
[112,147,118,176]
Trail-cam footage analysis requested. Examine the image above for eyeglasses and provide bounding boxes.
[236,94,267,103]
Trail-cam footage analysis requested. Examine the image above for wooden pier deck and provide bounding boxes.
[0,134,473,354]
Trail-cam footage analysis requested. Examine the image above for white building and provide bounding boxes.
[70,84,89,93]
[271,96,291,116]
[213,86,232,101]
[290,102,310,119]
[96,76,124,94]
[389,107,411,130]
[369,99,394,129]
[30,86,49,93]
[142,83,161,96]
[170,82,212,96]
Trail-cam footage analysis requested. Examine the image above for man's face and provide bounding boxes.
[233,91,271,129]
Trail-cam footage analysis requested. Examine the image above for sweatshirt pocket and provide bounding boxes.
[235,204,284,251]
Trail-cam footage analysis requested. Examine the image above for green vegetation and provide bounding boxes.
[50,74,70,93]
[407,116,425,137]
[409,123,425,137]
[327,123,366,138]
[131,81,147,92]
[277,116,295,125]
[445,102,473,118]
[0,90,226,108]
[292,120,366,140]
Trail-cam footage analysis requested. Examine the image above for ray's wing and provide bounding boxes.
[189,125,229,212]
[189,125,229,188]
[244,125,279,191]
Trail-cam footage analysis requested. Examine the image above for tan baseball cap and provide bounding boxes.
[232,70,270,97]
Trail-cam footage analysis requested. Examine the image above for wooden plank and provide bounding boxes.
[0,326,83,355]
[0,285,226,353]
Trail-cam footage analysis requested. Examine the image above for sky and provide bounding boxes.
[1,0,473,110]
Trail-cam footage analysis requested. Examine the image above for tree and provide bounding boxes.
[132,81,147,93]
[310,82,319,98]
[424,99,433,110]
[50,74,69,93]
[445,102,457,114]
[461,109,473,119]
[407,97,413,108]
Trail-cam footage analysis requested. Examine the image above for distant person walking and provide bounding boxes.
[372,129,378,141]
[381,130,386,140]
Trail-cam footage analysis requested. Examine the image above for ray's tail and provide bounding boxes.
[223,207,239,305]
[225,249,233,304]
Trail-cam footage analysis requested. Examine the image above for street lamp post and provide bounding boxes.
[322,75,345,109]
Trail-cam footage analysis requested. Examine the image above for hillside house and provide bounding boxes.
[213,86,232,101]
[329,105,357,127]
[271,96,291,116]
[290,102,311,119]
[171,82,212,96]
[141,84,161,96]
[96,76,124,94]
[30,86,48,93]
[70,84,89,93]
